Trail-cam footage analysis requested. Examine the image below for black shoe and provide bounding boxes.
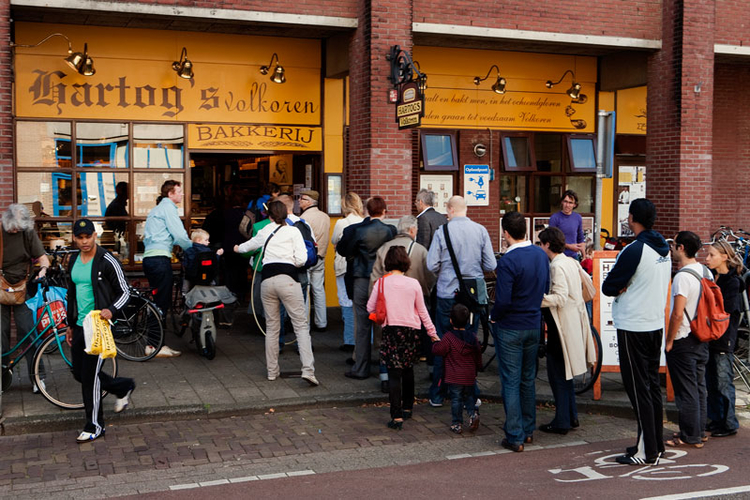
[571,419,580,429]
[616,453,661,466]
[381,380,390,393]
[311,325,327,333]
[339,344,355,352]
[402,410,413,420]
[387,419,403,430]
[344,371,369,380]
[539,424,569,435]
[501,438,523,453]
[706,421,721,432]
[711,428,738,438]
[626,445,638,456]
[345,358,355,366]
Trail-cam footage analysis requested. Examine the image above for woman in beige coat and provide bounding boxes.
[538,227,597,434]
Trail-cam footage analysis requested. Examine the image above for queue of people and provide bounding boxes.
[2,185,743,452]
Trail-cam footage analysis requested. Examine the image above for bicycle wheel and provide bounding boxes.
[111,294,164,361]
[33,332,118,410]
[735,326,749,360]
[574,325,603,395]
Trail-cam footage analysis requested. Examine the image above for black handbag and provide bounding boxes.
[442,224,486,313]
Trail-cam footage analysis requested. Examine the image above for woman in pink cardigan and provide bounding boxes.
[368,246,438,430]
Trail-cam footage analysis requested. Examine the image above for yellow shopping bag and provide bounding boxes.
[83,310,117,358]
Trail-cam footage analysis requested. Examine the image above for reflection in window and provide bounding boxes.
[534,176,564,213]
[17,172,81,217]
[503,136,532,170]
[94,221,131,264]
[421,132,458,170]
[133,124,184,169]
[36,221,72,253]
[133,173,184,217]
[498,175,527,213]
[76,123,129,168]
[569,137,596,171]
[566,176,595,212]
[16,121,72,168]
[78,171,130,218]
[534,134,563,172]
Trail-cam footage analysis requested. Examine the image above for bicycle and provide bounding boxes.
[1,276,118,409]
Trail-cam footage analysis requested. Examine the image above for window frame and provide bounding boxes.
[566,134,598,173]
[420,130,459,171]
[500,132,536,172]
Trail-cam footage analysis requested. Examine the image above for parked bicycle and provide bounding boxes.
[1,276,118,409]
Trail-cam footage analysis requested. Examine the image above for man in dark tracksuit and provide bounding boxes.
[602,199,671,465]
[66,219,135,443]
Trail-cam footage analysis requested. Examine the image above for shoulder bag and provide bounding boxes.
[443,224,487,313]
[577,261,596,302]
[370,273,390,325]
[0,222,30,305]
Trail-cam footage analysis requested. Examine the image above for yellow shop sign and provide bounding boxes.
[616,86,647,135]
[189,124,322,151]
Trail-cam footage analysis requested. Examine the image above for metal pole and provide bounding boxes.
[595,110,607,251]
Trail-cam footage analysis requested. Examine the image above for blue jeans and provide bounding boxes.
[706,350,739,431]
[492,325,539,445]
[448,384,476,424]
[429,297,480,403]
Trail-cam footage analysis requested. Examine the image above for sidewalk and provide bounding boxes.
[2,309,748,435]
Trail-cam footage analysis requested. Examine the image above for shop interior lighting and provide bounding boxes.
[473,65,506,94]
[11,33,95,76]
[260,53,285,84]
[172,47,194,80]
[545,69,581,99]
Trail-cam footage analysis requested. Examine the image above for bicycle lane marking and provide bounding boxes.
[641,485,750,500]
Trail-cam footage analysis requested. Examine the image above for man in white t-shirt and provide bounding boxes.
[665,231,710,448]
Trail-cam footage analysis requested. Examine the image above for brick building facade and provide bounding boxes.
[3,0,750,250]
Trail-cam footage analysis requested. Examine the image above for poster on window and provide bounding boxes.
[419,175,453,214]
[617,166,646,237]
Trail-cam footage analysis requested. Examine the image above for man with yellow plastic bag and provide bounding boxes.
[66,219,135,443]
[83,310,118,359]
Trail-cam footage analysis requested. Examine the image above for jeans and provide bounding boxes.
[448,384,476,425]
[1,302,37,381]
[336,275,355,346]
[307,259,327,329]
[547,344,577,429]
[350,278,372,377]
[429,297,480,403]
[492,325,539,445]
[706,350,739,431]
[666,335,708,444]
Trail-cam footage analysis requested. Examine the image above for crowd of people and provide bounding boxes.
[1,183,743,452]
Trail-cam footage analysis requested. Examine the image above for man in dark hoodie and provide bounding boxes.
[602,198,671,465]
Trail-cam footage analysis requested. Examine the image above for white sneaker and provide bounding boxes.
[155,345,181,358]
[33,379,46,394]
[145,345,156,357]
[301,374,319,386]
[114,384,135,413]
[76,430,104,443]
[268,375,277,381]
[476,398,482,408]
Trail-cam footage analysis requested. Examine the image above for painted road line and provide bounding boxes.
[642,485,750,500]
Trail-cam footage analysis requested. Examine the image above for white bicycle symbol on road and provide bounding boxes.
[549,449,729,482]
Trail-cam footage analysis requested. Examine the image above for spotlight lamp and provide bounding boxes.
[172,47,194,80]
[545,69,581,99]
[473,64,506,94]
[260,53,285,84]
[11,33,95,76]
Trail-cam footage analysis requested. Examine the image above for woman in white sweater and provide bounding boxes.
[538,227,596,434]
[234,200,318,386]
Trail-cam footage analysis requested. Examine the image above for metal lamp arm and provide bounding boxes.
[10,32,73,52]
[474,64,500,84]
[547,69,575,87]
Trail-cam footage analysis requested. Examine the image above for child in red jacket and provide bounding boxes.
[432,303,483,434]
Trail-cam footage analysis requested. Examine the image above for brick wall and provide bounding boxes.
[0,0,11,211]
[112,0,358,18]
[346,0,414,216]
[712,62,750,230]
[413,0,661,40]
[647,0,715,240]
[715,0,750,45]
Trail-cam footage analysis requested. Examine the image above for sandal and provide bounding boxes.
[665,433,703,448]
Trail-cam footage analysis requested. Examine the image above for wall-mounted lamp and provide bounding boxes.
[172,47,194,80]
[473,64,506,94]
[413,61,428,93]
[386,45,427,94]
[11,33,96,76]
[260,53,285,84]
[545,69,581,99]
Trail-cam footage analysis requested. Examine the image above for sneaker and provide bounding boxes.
[616,453,661,466]
[145,345,156,357]
[301,374,320,386]
[469,413,480,432]
[268,374,278,381]
[32,379,46,395]
[428,399,443,407]
[155,345,181,358]
[450,423,463,434]
[114,383,135,413]
[76,430,104,443]
[475,398,482,408]
[501,438,523,453]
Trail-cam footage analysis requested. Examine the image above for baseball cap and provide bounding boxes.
[73,218,96,236]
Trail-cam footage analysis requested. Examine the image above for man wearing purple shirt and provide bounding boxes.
[548,190,585,259]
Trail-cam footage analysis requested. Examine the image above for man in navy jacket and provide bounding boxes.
[491,211,550,452]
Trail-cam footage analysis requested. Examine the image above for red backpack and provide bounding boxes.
[677,266,731,342]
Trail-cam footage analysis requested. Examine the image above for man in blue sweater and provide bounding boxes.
[602,198,671,466]
[491,211,550,452]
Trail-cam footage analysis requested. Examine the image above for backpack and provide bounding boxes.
[186,248,219,286]
[677,266,731,342]
[238,209,256,240]
[288,217,318,269]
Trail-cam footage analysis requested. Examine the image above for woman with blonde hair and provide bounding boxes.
[704,239,743,438]
[330,193,365,351]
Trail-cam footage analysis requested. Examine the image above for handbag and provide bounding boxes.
[370,274,389,325]
[443,224,487,313]
[0,223,29,306]
[578,262,596,302]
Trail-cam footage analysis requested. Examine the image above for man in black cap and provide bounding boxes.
[66,218,135,443]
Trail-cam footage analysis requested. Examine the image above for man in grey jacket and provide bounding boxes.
[415,189,446,250]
